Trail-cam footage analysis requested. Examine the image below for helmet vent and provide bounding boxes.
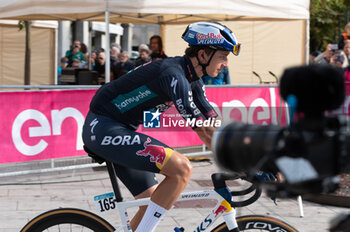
[220,30,233,44]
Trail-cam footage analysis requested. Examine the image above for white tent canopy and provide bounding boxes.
[0,0,310,84]
[0,0,309,22]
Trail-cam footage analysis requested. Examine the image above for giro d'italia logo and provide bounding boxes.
[143,110,161,128]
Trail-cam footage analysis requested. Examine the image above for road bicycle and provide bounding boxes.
[20,147,298,232]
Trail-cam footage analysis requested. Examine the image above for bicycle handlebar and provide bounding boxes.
[211,172,262,208]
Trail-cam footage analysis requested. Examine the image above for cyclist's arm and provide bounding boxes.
[191,79,218,119]
[191,79,221,149]
[160,74,206,122]
[161,75,219,150]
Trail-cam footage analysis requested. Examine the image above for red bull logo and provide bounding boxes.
[214,205,227,217]
[197,33,223,40]
[136,138,166,165]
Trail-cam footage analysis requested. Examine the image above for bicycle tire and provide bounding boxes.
[20,208,115,232]
[211,215,298,232]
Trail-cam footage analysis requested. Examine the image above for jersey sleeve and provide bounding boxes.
[160,74,206,122]
[191,79,218,119]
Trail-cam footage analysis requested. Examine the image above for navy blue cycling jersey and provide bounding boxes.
[90,55,217,129]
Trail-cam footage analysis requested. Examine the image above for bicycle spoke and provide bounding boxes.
[37,224,95,232]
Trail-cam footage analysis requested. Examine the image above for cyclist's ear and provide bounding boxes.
[198,50,206,62]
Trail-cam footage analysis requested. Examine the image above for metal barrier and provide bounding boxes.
[0,145,211,177]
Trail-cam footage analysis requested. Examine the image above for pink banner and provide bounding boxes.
[0,90,93,164]
[3,85,346,164]
[139,86,288,147]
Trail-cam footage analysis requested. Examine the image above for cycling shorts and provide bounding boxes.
[82,111,174,196]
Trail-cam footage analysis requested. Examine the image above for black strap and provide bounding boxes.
[196,50,217,76]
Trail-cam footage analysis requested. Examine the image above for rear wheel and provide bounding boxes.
[20,208,115,232]
[211,215,298,232]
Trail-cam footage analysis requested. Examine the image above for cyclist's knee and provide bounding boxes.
[135,185,158,199]
[161,151,192,181]
[177,157,192,181]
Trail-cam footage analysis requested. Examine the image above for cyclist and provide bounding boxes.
[82,21,240,232]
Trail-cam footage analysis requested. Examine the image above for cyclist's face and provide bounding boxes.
[206,50,229,77]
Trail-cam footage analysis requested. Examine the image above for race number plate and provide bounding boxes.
[94,192,116,213]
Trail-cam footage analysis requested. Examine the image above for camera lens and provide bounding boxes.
[213,122,283,173]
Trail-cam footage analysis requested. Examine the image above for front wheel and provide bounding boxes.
[211,215,298,232]
[20,208,115,232]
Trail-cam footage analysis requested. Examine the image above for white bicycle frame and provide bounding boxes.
[114,189,238,232]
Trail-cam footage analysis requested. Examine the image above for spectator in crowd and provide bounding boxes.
[71,59,82,68]
[343,42,350,90]
[87,50,97,70]
[71,46,86,67]
[66,40,81,53]
[310,51,321,64]
[344,65,350,82]
[134,44,150,67]
[112,51,134,80]
[314,44,335,64]
[330,40,350,69]
[110,43,121,67]
[57,57,68,84]
[149,35,167,58]
[342,40,350,68]
[338,23,350,50]
[94,51,107,77]
[150,52,167,61]
[139,43,149,52]
[202,67,230,85]
[65,40,85,67]
[330,50,345,69]
[80,43,88,58]
[96,47,105,55]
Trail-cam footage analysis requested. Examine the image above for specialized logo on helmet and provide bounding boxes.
[136,138,173,169]
[197,33,224,45]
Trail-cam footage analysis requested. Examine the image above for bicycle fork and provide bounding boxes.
[191,187,239,232]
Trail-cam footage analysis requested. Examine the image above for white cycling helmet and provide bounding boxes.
[182,21,240,56]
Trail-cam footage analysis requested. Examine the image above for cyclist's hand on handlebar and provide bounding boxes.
[193,117,221,150]
[255,171,281,205]
[254,171,278,182]
[194,126,214,150]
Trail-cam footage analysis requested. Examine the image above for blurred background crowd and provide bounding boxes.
[311,22,350,81]
[57,35,169,85]
[57,33,231,86]
[58,21,350,86]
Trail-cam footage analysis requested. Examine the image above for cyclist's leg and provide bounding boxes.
[134,150,192,232]
[83,112,192,230]
[114,152,193,230]
[112,164,158,230]
[151,150,192,209]
[131,185,158,230]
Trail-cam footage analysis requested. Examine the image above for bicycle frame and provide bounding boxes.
[86,151,256,232]
[114,188,237,232]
